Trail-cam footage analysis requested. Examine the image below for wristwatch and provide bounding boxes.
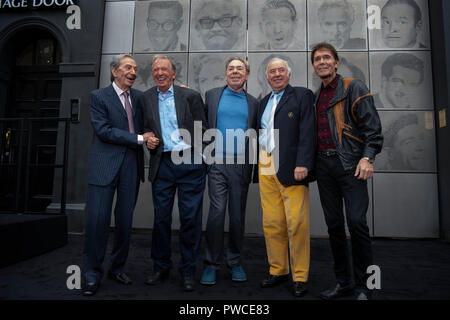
[363,157,374,164]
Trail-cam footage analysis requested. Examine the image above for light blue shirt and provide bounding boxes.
[158,85,190,152]
[258,90,284,147]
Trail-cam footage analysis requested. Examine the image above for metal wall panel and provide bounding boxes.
[101,1,135,54]
[373,173,439,237]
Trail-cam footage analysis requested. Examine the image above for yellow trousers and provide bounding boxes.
[259,151,310,282]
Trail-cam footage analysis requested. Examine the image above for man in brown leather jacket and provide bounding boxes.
[311,43,383,300]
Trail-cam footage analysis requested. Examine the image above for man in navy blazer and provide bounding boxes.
[199,57,258,286]
[141,55,207,292]
[257,57,315,297]
[82,54,145,296]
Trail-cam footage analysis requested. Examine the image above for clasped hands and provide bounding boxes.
[143,132,159,149]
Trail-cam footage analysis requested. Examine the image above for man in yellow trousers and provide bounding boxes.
[257,57,315,297]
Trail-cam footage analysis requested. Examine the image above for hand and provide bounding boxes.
[354,158,374,180]
[294,166,308,182]
[143,132,159,150]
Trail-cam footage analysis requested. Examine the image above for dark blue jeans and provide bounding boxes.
[316,153,372,292]
[151,152,206,276]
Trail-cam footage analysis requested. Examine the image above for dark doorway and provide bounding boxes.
[0,28,62,212]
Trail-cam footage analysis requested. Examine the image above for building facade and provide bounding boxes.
[1,0,449,239]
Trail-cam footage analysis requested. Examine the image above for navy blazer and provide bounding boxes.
[140,85,207,182]
[204,85,259,184]
[257,84,316,186]
[87,84,145,186]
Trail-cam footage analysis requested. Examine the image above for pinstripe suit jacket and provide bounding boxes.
[87,84,145,186]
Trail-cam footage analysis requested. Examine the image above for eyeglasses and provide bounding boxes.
[198,16,239,29]
[147,19,177,32]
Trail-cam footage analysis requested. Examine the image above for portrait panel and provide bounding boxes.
[102,1,135,54]
[133,0,189,53]
[308,0,367,50]
[368,0,430,50]
[307,51,369,90]
[247,52,308,100]
[375,111,436,172]
[248,0,306,51]
[188,53,247,99]
[370,51,433,109]
[189,0,247,51]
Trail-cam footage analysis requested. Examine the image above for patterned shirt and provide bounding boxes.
[317,75,339,150]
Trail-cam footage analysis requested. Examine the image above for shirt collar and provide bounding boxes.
[112,81,129,97]
[270,89,285,99]
[157,84,174,95]
[323,74,340,90]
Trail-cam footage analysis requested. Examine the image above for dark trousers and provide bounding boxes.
[204,163,249,269]
[82,148,139,284]
[316,154,372,291]
[151,152,206,276]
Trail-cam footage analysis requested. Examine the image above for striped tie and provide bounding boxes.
[266,93,278,154]
[122,91,135,134]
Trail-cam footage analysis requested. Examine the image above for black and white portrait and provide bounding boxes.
[248,0,306,51]
[188,53,246,98]
[370,51,433,109]
[101,1,135,54]
[375,111,436,172]
[132,53,188,91]
[368,0,430,50]
[308,52,369,90]
[247,52,307,99]
[133,0,189,53]
[190,0,247,51]
[308,0,367,50]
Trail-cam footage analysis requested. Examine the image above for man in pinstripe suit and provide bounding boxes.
[82,54,145,296]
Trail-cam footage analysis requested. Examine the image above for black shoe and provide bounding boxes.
[260,274,289,288]
[293,281,308,297]
[83,281,99,296]
[108,271,132,285]
[145,270,169,285]
[320,283,354,300]
[182,275,195,292]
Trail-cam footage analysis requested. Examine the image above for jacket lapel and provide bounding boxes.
[211,86,226,128]
[106,84,127,119]
[173,85,185,128]
[130,88,137,117]
[274,85,292,116]
[150,87,163,138]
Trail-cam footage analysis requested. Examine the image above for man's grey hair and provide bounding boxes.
[152,54,177,72]
[266,57,292,77]
[110,54,134,82]
[318,0,355,23]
